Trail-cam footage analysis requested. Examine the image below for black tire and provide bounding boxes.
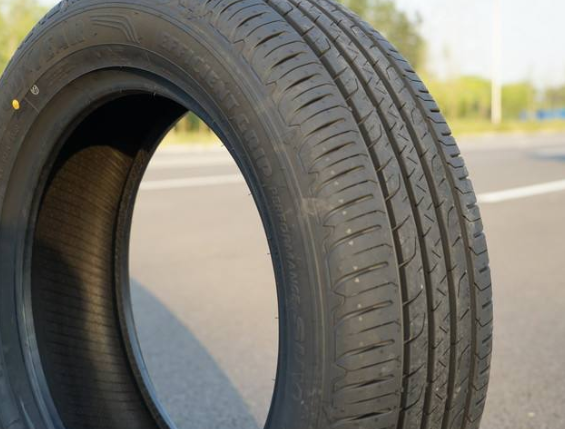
[0,1,492,429]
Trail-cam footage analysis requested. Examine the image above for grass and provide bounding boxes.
[161,130,222,146]
[449,120,565,137]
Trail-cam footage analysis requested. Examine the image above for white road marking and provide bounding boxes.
[140,174,245,191]
[478,179,565,204]
[141,172,565,205]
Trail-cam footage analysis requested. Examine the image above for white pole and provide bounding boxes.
[491,0,502,125]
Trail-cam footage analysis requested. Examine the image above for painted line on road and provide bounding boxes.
[141,173,565,204]
[478,179,565,204]
[140,174,245,191]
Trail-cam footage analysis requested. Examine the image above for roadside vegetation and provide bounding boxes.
[2,0,565,142]
[0,0,47,68]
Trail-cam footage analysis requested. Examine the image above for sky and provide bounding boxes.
[396,0,565,87]
[39,0,565,87]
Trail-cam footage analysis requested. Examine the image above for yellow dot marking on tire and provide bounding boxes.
[12,100,20,110]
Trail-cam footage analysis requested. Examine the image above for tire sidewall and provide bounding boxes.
[0,2,329,428]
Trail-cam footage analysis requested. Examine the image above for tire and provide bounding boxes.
[0,1,492,429]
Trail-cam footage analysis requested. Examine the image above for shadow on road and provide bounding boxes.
[131,280,261,429]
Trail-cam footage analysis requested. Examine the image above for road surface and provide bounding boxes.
[129,132,565,429]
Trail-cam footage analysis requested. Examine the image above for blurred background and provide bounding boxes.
[2,1,565,429]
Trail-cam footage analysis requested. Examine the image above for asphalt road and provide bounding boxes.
[129,132,565,429]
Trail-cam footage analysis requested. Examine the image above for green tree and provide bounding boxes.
[338,0,426,70]
[341,0,370,16]
[428,76,542,123]
[543,84,565,110]
[502,82,535,120]
[0,9,10,70]
[427,76,491,121]
[0,0,48,75]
